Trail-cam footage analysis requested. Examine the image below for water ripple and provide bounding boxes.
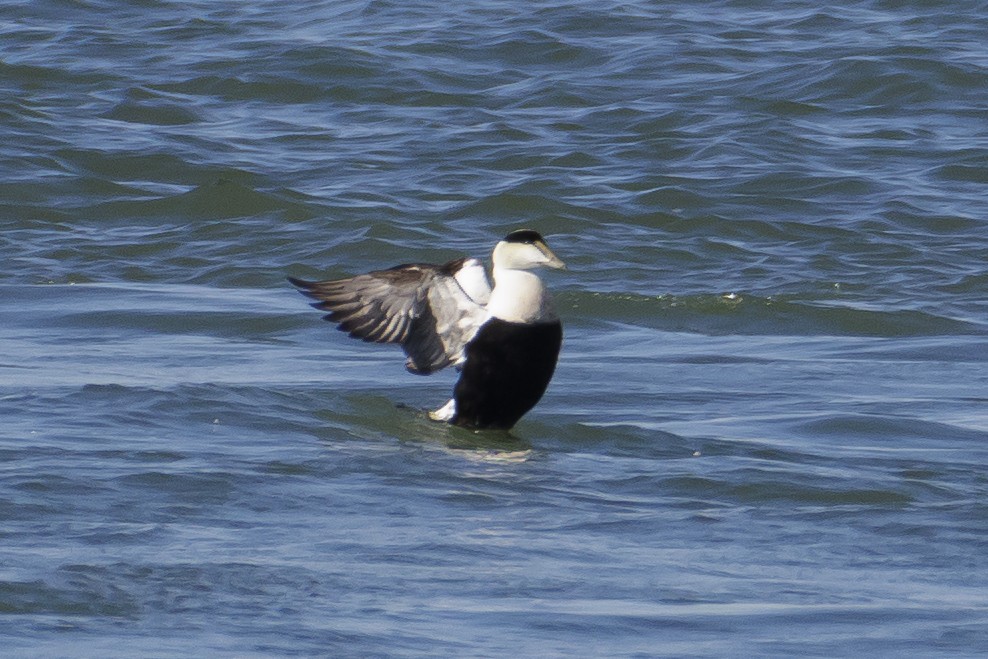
[3,0,988,655]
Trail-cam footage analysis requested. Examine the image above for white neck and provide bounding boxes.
[486,267,558,323]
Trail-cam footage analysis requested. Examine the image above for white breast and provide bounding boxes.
[486,267,558,324]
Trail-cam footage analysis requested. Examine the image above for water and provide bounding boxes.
[3,0,988,655]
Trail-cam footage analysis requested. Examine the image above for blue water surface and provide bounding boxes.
[2,0,988,656]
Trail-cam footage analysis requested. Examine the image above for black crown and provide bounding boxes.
[503,229,544,244]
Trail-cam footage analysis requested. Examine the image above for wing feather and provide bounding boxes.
[288,258,491,374]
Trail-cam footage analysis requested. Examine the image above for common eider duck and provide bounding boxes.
[289,230,565,430]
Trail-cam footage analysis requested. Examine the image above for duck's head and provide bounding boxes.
[492,229,566,271]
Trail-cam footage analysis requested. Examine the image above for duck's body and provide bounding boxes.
[289,230,565,430]
[451,316,562,428]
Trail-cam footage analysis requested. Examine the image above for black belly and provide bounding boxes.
[451,318,563,430]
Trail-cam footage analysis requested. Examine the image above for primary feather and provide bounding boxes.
[288,258,490,374]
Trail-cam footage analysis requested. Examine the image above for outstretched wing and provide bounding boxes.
[289,258,490,374]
